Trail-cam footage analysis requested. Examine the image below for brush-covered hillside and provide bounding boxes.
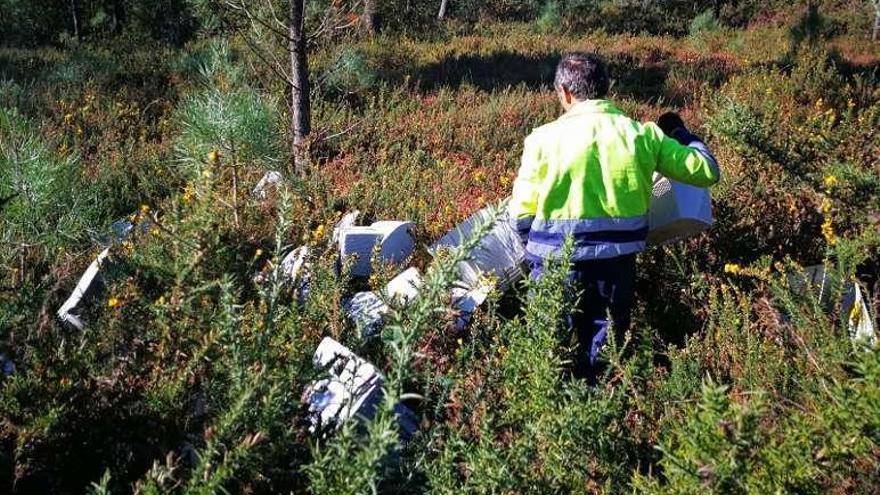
[1,1,879,493]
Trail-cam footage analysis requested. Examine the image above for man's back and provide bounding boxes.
[511,99,719,262]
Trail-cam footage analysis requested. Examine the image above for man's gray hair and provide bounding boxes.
[554,52,610,100]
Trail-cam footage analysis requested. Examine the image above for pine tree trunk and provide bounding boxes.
[289,0,311,174]
[437,0,449,20]
[873,1,880,41]
[70,0,80,39]
[364,0,378,34]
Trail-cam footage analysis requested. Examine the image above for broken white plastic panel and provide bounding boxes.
[56,247,111,330]
[280,245,311,303]
[305,337,417,438]
[451,285,491,330]
[788,265,876,347]
[787,264,834,304]
[345,292,388,336]
[345,268,424,337]
[647,172,714,246]
[281,246,309,282]
[332,210,361,243]
[842,283,876,347]
[432,206,525,292]
[251,170,283,199]
[384,267,422,304]
[338,221,415,277]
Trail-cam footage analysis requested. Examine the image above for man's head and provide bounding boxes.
[554,52,610,111]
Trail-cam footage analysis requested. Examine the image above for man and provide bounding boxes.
[509,52,720,381]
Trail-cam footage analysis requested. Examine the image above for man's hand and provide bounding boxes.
[656,112,685,136]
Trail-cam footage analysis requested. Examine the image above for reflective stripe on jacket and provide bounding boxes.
[509,99,720,262]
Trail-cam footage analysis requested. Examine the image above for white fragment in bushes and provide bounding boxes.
[281,245,311,303]
[56,247,111,330]
[332,210,361,243]
[787,265,876,347]
[451,284,491,330]
[251,170,283,199]
[842,282,876,348]
[304,337,417,438]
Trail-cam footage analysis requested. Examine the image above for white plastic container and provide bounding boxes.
[647,173,714,245]
[432,206,525,292]
[338,221,415,277]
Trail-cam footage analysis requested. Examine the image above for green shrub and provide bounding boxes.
[535,1,563,33]
[689,10,721,36]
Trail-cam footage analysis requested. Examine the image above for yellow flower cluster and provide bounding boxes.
[820,196,836,246]
[823,175,837,191]
[821,217,836,246]
[723,263,771,279]
[107,297,121,309]
[207,150,220,164]
[311,224,326,244]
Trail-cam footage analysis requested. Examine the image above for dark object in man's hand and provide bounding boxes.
[657,112,685,136]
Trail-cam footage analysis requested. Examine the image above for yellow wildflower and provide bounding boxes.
[821,218,836,246]
[724,263,742,275]
[140,204,150,214]
[823,175,838,190]
[107,297,121,309]
[312,224,326,243]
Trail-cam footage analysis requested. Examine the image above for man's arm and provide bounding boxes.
[508,133,545,244]
[650,113,720,187]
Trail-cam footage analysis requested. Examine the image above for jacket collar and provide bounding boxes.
[558,99,622,119]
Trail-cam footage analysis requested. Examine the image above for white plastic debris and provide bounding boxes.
[281,245,309,282]
[278,245,311,303]
[345,292,388,335]
[451,284,491,330]
[788,265,876,347]
[332,210,361,243]
[842,283,876,347]
[647,172,714,245]
[304,337,417,437]
[345,268,423,336]
[251,170,283,199]
[338,221,415,277]
[384,267,422,304]
[432,206,524,292]
[56,247,111,330]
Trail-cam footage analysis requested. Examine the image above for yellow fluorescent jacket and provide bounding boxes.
[509,99,720,261]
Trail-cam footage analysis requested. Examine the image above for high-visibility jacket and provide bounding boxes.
[509,99,720,262]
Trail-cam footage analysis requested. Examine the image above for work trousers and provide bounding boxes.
[529,254,636,383]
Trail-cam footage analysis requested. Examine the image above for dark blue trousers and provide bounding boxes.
[529,254,636,382]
